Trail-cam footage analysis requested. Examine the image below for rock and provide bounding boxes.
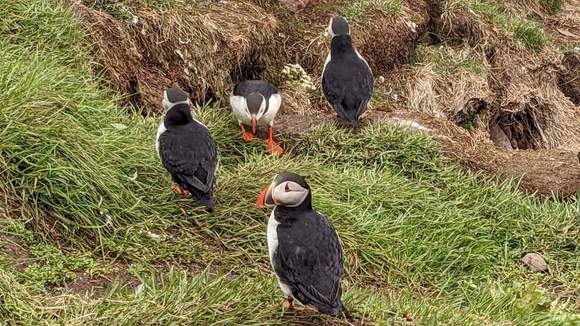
[522,253,549,273]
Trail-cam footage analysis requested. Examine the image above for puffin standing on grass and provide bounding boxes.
[256,172,346,316]
[322,16,373,127]
[157,87,218,211]
[229,80,284,155]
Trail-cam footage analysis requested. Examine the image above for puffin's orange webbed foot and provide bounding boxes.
[359,112,369,121]
[266,140,284,156]
[266,127,284,156]
[242,131,255,142]
[239,123,255,142]
[331,111,339,118]
[172,185,191,196]
[282,298,293,310]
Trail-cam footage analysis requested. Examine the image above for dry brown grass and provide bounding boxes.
[65,0,280,110]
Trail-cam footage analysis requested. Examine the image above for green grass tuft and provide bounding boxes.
[341,0,402,22]
[540,0,565,15]
[515,21,547,50]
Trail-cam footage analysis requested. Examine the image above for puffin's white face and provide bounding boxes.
[257,176,310,208]
[271,181,309,207]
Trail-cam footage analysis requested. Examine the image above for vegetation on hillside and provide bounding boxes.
[0,0,578,325]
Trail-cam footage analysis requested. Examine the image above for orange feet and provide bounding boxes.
[282,298,315,313]
[359,112,369,121]
[242,131,255,142]
[172,185,191,196]
[266,127,284,155]
[332,111,339,118]
[282,298,293,310]
[239,123,255,142]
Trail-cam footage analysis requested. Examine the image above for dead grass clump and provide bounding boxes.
[66,0,280,111]
[405,45,493,125]
[359,15,426,74]
[489,51,580,150]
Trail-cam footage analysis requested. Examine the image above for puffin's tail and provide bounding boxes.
[189,187,215,212]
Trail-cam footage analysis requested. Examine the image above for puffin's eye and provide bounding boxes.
[284,183,290,192]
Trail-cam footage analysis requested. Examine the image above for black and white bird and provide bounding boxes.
[229,80,283,155]
[156,87,218,211]
[322,16,373,126]
[256,173,346,316]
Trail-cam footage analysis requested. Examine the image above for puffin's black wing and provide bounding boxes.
[274,211,344,314]
[233,80,278,99]
[159,122,217,193]
[322,53,373,123]
[322,61,346,115]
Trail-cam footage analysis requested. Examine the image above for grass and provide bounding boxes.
[1,0,579,324]
[413,44,484,76]
[540,0,565,15]
[514,21,547,51]
[340,0,402,22]
[466,0,548,50]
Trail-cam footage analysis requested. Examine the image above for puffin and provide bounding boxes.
[229,80,284,155]
[157,87,218,211]
[256,172,346,316]
[322,16,373,126]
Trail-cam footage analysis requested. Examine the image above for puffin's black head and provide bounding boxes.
[325,16,350,37]
[162,87,192,112]
[256,172,312,210]
[246,92,266,134]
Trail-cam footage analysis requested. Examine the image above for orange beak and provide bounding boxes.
[256,185,270,208]
[251,116,257,134]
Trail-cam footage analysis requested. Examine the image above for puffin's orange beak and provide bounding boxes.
[256,185,270,208]
[251,116,257,134]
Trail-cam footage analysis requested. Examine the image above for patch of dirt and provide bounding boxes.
[0,234,31,272]
[65,261,139,298]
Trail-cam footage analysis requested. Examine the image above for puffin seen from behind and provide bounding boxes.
[256,172,346,316]
[229,80,284,155]
[322,16,373,127]
[157,87,218,211]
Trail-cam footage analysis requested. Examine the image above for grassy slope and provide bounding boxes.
[0,0,579,325]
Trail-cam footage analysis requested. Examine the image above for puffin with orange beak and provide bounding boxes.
[230,80,283,155]
[256,172,346,316]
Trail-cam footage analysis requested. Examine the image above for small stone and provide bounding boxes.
[522,253,549,273]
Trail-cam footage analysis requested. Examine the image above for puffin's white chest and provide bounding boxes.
[155,122,166,157]
[267,209,279,265]
[266,209,293,297]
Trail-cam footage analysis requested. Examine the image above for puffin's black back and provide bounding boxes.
[233,80,278,99]
[273,207,344,315]
[159,105,218,209]
[322,35,373,125]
